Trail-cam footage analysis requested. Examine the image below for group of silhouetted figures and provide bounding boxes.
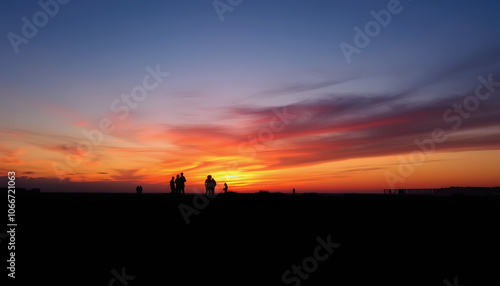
[204,175,229,195]
[205,175,216,195]
[168,173,228,195]
[136,172,230,195]
[135,185,143,194]
[170,173,187,194]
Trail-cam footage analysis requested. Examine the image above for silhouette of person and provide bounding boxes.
[178,172,186,194]
[136,186,140,194]
[223,183,228,194]
[139,185,143,194]
[175,174,180,194]
[293,188,295,195]
[205,175,216,195]
[169,176,176,194]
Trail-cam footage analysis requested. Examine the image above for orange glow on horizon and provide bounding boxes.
[14,145,499,193]
[2,116,499,193]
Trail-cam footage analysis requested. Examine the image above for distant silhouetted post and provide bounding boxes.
[223,183,228,193]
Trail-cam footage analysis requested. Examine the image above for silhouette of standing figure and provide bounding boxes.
[223,183,228,194]
[205,175,216,195]
[136,186,140,194]
[178,172,186,194]
[139,185,143,194]
[169,176,176,194]
[293,188,295,195]
[175,174,180,194]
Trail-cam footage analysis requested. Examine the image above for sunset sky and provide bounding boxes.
[1,0,500,193]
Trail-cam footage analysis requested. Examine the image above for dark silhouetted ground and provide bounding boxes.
[11,192,500,285]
